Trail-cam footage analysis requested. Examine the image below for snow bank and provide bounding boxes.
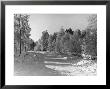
[45,60,97,76]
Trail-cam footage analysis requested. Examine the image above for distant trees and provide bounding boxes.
[29,39,36,51]
[34,43,42,51]
[65,28,74,35]
[41,30,49,51]
[34,14,97,59]
[35,27,83,56]
[55,27,65,53]
[34,40,41,51]
[48,34,54,51]
[61,32,71,54]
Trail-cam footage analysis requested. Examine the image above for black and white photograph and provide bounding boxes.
[3,2,107,85]
[14,14,97,76]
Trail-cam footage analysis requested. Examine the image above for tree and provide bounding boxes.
[83,14,97,58]
[55,27,65,53]
[54,27,82,55]
[69,30,82,55]
[61,33,70,54]
[34,43,42,51]
[14,14,31,55]
[48,34,54,51]
[52,32,57,41]
[41,30,49,51]
[65,28,73,35]
[29,39,36,51]
[87,14,97,30]
[57,27,65,39]
[85,31,97,56]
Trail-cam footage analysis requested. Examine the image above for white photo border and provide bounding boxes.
[5,5,106,85]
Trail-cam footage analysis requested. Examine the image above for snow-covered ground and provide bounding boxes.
[15,52,97,76]
[45,57,67,60]
[45,60,97,76]
[44,61,71,64]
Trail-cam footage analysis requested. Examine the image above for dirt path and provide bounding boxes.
[14,62,60,76]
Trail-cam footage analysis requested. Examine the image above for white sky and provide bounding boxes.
[29,14,91,42]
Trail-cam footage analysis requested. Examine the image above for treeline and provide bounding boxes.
[34,15,97,59]
[35,27,97,58]
[14,14,97,59]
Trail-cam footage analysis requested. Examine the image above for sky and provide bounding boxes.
[29,14,91,42]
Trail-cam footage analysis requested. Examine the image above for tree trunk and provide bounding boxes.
[19,14,21,55]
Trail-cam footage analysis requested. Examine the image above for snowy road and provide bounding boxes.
[14,53,97,76]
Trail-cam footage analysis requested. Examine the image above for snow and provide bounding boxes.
[73,60,92,66]
[45,60,97,76]
[44,61,71,64]
[45,57,67,60]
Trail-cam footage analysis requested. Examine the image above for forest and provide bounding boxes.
[14,14,97,76]
[14,14,97,61]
